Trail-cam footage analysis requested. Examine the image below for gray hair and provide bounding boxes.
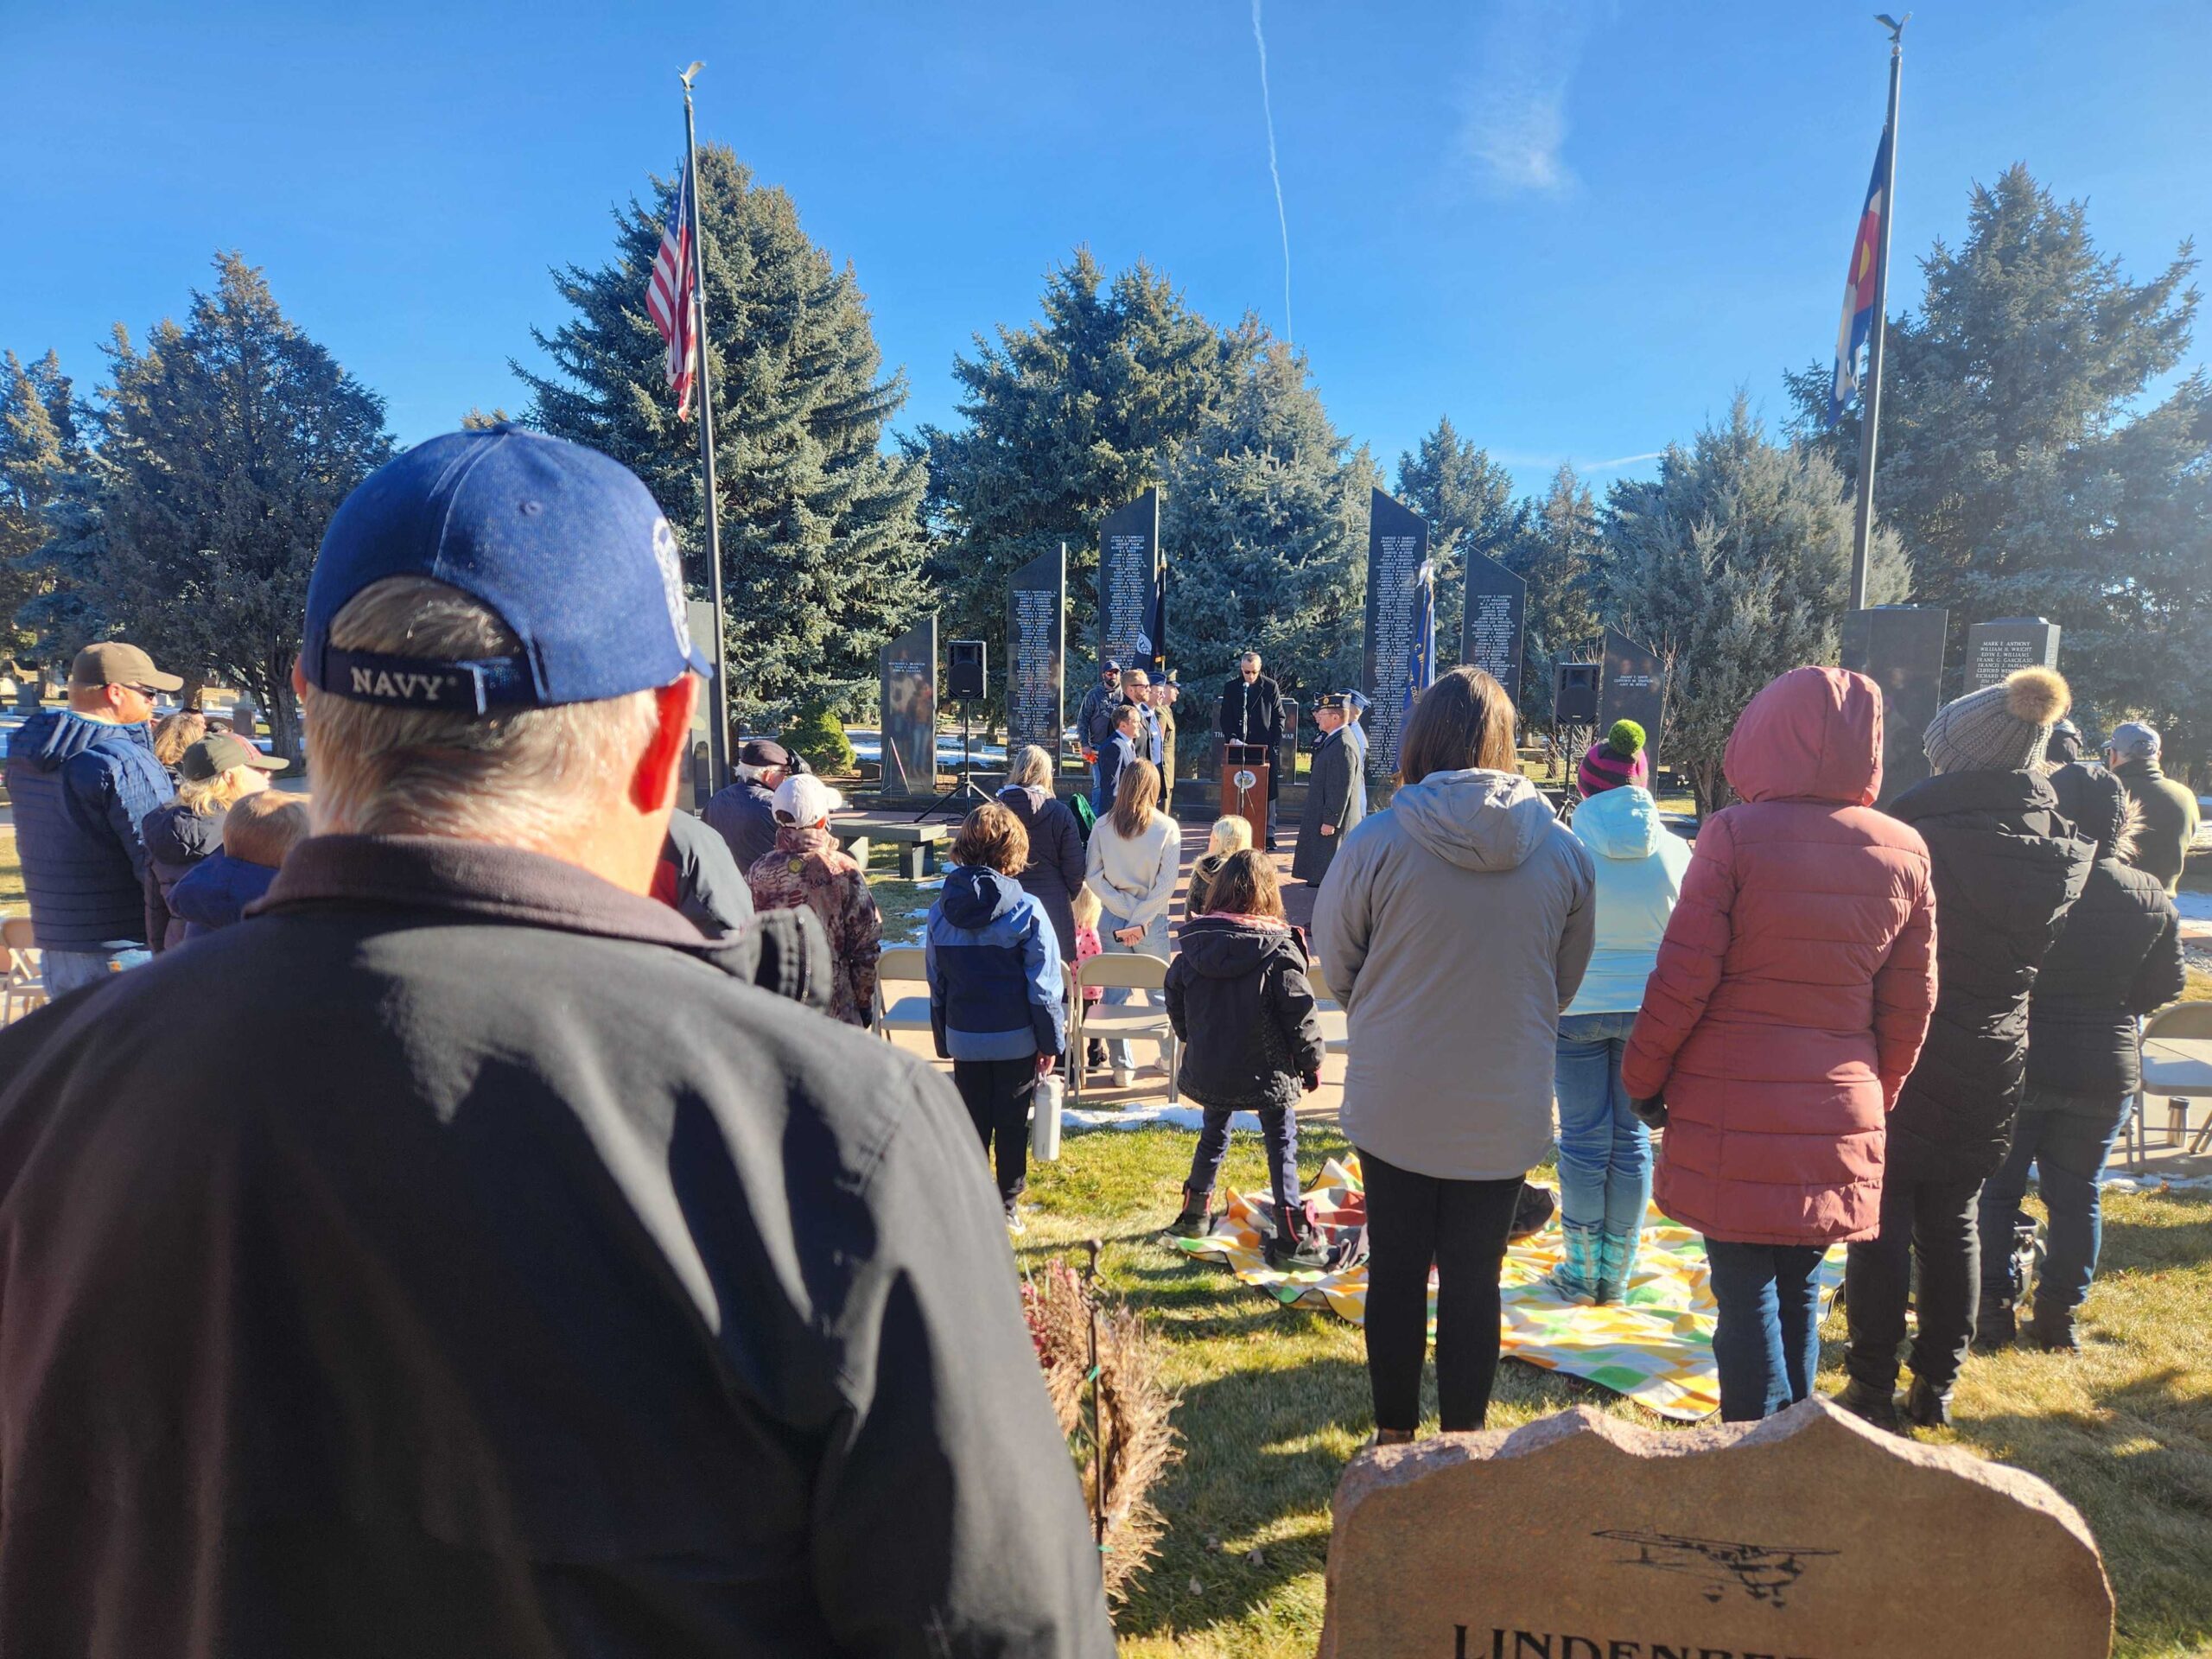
[1007,743,1055,790]
[1240,652,1261,669]
[302,576,661,849]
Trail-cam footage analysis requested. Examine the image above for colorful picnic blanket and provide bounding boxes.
[1173,1154,1844,1421]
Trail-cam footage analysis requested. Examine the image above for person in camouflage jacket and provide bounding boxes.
[747,774,882,1027]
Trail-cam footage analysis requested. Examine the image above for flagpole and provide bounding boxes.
[681,64,732,790]
[1849,15,1905,613]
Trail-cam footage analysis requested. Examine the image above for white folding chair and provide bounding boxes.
[2,916,46,1026]
[1305,956,1350,1057]
[872,945,934,1044]
[1072,951,1178,1107]
[2131,1001,2212,1166]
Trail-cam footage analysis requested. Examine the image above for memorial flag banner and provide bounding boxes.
[1827,125,1891,427]
[646,156,698,420]
[1404,560,1435,719]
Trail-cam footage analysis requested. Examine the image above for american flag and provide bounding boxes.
[646,157,698,420]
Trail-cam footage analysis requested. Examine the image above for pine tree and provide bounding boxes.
[1161,339,1376,702]
[918,251,1248,691]
[1500,465,1605,734]
[1395,416,1524,697]
[1786,165,2209,758]
[39,255,393,757]
[0,350,91,670]
[1605,397,1910,815]
[521,144,925,722]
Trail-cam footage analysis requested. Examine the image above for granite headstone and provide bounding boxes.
[1963,617,2061,693]
[1461,551,1528,707]
[1840,605,1948,806]
[1599,628,1666,768]
[1097,488,1162,676]
[1007,543,1066,760]
[879,613,938,797]
[1360,488,1432,785]
[1320,1399,2112,1659]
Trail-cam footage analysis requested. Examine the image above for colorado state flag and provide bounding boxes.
[1827,126,1892,427]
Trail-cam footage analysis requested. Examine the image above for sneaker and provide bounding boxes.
[1831,1377,1902,1433]
[1004,1206,1027,1236]
[1112,1065,1135,1088]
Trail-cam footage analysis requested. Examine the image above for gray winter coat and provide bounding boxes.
[1312,768,1595,1180]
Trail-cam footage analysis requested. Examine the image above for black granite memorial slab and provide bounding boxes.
[1460,550,1527,706]
[1007,544,1065,759]
[1598,628,1666,768]
[1097,488,1161,674]
[879,614,938,796]
[1963,616,2060,692]
[1842,604,1948,804]
[1359,488,1431,785]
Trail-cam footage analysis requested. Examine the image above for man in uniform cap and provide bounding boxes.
[1293,693,1366,887]
[0,425,1112,1657]
[3,639,181,991]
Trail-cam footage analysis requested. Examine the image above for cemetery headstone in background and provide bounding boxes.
[1964,616,2061,693]
[879,614,938,797]
[1006,543,1065,760]
[1599,628,1666,769]
[1320,1400,2112,1659]
[1461,550,1528,708]
[1842,605,1948,806]
[1097,488,1162,677]
[1359,488,1431,786]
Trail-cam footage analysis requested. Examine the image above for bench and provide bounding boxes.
[834,818,950,879]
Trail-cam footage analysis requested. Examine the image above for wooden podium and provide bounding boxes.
[1220,743,1271,846]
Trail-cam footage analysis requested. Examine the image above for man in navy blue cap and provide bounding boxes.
[0,425,1113,1658]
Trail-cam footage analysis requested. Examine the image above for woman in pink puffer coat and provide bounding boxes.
[1622,666,1936,1421]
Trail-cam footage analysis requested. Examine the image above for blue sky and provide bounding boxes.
[4,1,2206,496]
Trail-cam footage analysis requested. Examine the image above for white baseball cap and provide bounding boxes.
[772,772,844,826]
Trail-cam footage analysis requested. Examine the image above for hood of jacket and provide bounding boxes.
[1176,913,1300,978]
[1889,763,2060,827]
[1571,784,1668,860]
[1390,768,1556,872]
[1723,666,1882,806]
[167,851,278,929]
[143,799,226,867]
[7,708,148,773]
[939,864,1025,930]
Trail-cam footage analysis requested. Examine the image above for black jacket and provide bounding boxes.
[0,836,1111,1659]
[660,807,756,934]
[1885,769,2093,1182]
[996,784,1087,960]
[140,798,226,951]
[701,772,779,874]
[2027,765,2187,1098]
[1164,915,1325,1111]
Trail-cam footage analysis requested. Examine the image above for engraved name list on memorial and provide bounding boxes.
[1367,531,1423,766]
[1467,592,1517,684]
[1102,533,1150,664]
[1009,586,1058,747]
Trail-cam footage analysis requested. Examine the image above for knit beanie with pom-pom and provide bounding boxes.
[1923,665,2070,775]
[1578,719,1649,798]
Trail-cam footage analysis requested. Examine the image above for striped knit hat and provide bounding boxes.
[1578,720,1649,798]
[1923,666,2070,775]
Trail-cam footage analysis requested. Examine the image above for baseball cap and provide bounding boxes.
[300,424,714,714]
[772,772,844,826]
[70,642,182,693]
[738,738,791,771]
[2107,721,2161,763]
[179,732,289,782]
[1101,659,1121,674]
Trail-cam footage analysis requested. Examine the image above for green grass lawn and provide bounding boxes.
[1014,1124,2212,1659]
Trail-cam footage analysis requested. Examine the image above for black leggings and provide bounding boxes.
[954,1057,1034,1211]
[1358,1147,1524,1434]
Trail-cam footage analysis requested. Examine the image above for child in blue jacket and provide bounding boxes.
[927,803,1067,1232]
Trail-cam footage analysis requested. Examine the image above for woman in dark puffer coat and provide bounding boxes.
[1976,764,2183,1352]
[1840,667,2093,1432]
[996,744,1088,963]
[1623,667,1936,1422]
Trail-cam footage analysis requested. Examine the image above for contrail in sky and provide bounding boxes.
[1250,0,1294,345]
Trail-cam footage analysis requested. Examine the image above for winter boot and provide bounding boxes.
[1902,1375,1953,1431]
[1086,1039,1108,1071]
[1264,1208,1332,1273]
[2024,1300,2080,1353]
[1545,1219,1603,1303]
[1831,1377,1902,1433]
[1973,1292,2018,1353]
[1594,1226,1641,1306]
[1166,1185,1212,1239]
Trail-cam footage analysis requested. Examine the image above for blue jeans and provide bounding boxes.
[1187,1103,1302,1232]
[1705,1239,1826,1422]
[1977,1086,2125,1315]
[1098,909,1170,1071]
[1553,1011,1649,1235]
[42,946,152,996]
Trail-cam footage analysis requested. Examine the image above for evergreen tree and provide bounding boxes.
[1500,465,1605,734]
[0,350,91,670]
[521,144,925,722]
[1605,397,1909,815]
[918,251,1248,690]
[1787,165,2208,757]
[1161,339,1375,703]
[1395,416,1524,698]
[40,255,392,757]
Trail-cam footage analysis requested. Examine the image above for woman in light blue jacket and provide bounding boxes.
[1553,721,1690,1303]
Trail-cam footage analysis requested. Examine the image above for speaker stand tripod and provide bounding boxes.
[916,700,995,822]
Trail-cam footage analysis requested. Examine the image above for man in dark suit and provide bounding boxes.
[1218,652,1283,848]
[1293,693,1365,887]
